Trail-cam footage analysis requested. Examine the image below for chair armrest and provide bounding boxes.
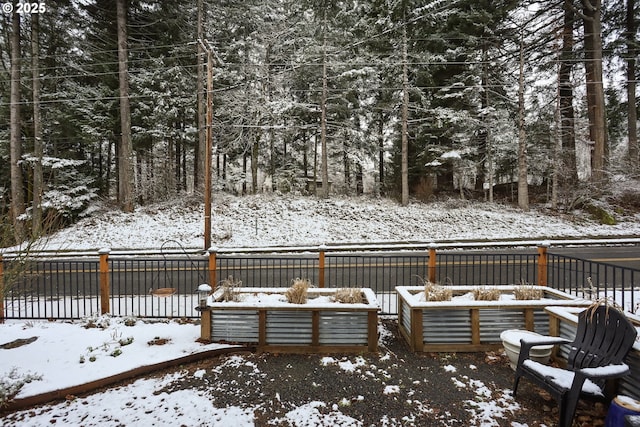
[516,336,571,368]
[520,336,571,348]
[578,363,630,380]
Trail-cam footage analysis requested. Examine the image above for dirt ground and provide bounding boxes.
[151,318,608,426]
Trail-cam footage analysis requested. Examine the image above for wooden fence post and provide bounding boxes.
[537,242,549,287]
[0,253,4,323]
[428,243,437,284]
[318,244,326,288]
[99,248,110,315]
[208,246,217,290]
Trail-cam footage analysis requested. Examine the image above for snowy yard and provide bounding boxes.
[1,316,541,427]
[33,194,640,251]
[1,195,639,426]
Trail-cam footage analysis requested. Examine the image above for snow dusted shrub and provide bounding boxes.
[81,314,111,329]
[332,288,363,304]
[420,278,452,302]
[285,278,311,304]
[20,155,98,224]
[472,286,500,301]
[514,284,543,300]
[0,368,42,407]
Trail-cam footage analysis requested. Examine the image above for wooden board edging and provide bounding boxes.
[3,345,253,413]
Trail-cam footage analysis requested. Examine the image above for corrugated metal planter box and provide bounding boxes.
[546,306,640,402]
[397,285,591,353]
[199,287,379,354]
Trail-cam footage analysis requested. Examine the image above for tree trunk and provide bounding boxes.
[627,0,638,167]
[32,13,43,237]
[518,33,529,211]
[266,44,276,192]
[195,0,205,192]
[252,137,259,194]
[175,137,181,193]
[242,152,248,195]
[116,0,134,212]
[302,129,309,178]
[343,138,350,193]
[378,113,385,195]
[401,21,409,206]
[319,12,329,199]
[10,6,25,243]
[582,0,608,182]
[477,44,489,193]
[559,2,578,185]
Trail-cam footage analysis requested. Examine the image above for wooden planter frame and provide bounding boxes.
[199,287,379,354]
[546,306,640,402]
[397,285,591,353]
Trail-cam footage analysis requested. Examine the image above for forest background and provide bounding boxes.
[0,0,639,247]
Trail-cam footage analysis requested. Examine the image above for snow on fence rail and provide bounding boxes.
[1,242,638,320]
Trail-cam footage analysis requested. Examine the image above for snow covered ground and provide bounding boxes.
[35,194,640,251]
[2,195,639,426]
[0,316,527,427]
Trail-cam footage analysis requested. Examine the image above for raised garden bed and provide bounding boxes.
[199,287,379,353]
[546,306,640,402]
[397,285,592,352]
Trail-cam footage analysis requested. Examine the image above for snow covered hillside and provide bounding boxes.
[36,194,640,251]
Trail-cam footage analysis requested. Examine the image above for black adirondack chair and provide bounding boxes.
[512,305,638,427]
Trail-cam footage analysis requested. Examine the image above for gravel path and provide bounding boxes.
[152,319,607,426]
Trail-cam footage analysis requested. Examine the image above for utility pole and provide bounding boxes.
[199,39,214,250]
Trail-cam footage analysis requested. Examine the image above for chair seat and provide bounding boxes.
[522,360,604,396]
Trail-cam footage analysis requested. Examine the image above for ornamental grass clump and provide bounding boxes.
[472,286,501,301]
[514,284,543,300]
[333,288,363,304]
[286,278,311,304]
[219,276,242,302]
[421,278,452,302]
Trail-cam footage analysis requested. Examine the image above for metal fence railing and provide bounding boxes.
[434,252,539,286]
[1,258,101,320]
[547,253,639,314]
[217,254,319,287]
[109,256,209,318]
[1,243,638,320]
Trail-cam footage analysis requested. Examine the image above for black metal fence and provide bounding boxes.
[109,256,209,318]
[1,245,638,320]
[547,253,639,314]
[434,252,539,286]
[1,258,101,319]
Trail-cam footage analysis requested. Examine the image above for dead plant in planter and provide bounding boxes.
[514,282,543,300]
[286,278,312,304]
[333,288,363,304]
[419,277,452,302]
[219,276,242,302]
[472,286,500,301]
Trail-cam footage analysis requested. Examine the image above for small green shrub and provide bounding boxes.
[0,368,42,407]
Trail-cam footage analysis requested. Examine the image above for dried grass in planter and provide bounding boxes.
[285,278,312,304]
[514,285,543,301]
[219,276,242,302]
[422,279,452,302]
[333,288,363,304]
[472,287,501,301]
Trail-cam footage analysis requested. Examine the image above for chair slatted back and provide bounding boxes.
[567,305,637,371]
